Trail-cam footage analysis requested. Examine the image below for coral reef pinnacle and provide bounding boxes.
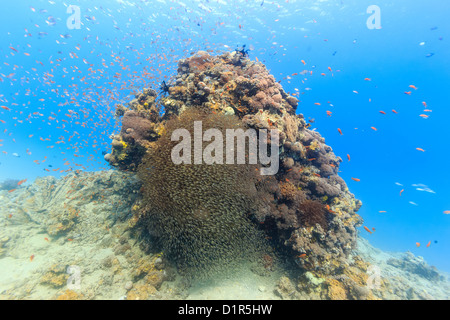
[107,50,363,277]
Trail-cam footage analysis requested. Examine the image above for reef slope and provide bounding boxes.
[0,172,449,300]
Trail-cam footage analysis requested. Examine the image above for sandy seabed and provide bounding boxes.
[0,170,449,300]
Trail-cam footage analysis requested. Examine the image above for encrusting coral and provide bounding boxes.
[106,50,363,280]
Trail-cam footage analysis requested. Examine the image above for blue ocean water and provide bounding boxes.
[0,0,449,274]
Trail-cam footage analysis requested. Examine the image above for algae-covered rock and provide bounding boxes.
[40,264,69,288]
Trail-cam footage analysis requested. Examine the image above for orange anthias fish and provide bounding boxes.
[370,126,377,131]
[426,241,431,248]
[444,210,450,214]
[337,128,343,135]
[416,242,420,247]
[352,178,360,182]
[400,189,404,196]
[30,254,35,262]
[347,154,351,161]
[17,179,27,186]
[416,148,425,152]
[363,226,372,234]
